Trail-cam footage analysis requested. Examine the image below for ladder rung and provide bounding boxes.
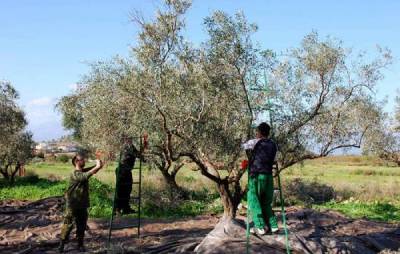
[132,181,140,184]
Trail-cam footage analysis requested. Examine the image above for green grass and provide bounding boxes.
[0,175,66,200]
[0,175,114,218]
[314,200,400,222]
[282,156,400,201]
[0,168,223,219]
[2,155,400,222]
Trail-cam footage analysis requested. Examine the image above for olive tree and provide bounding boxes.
[124,3,257,217]
[58,0,391,220]
[363,91,400,165]
[0,81,34,183]
[255,32,392,171]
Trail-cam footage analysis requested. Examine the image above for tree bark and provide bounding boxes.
[217,181,237,219]
[160,169,187,198]
[0,165,12,183]
[0,170,10,182]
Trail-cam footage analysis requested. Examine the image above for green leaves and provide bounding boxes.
[258,33,392,168]
[0,81,34,183]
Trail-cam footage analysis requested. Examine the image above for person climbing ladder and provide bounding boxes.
[115,136,140,215]
[247,122,279,235]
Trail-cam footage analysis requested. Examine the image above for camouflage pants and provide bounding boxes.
[60,207,88,242]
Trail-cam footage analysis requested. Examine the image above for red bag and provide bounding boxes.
[241,160,248,170]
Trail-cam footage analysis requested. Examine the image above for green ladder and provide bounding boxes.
[107,136,144,251]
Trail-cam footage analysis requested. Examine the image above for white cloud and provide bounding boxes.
[28,97,54,106]
[23,97,68,141]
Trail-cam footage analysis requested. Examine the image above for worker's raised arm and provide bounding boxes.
[86,159,104,176]
[82,165,96,172]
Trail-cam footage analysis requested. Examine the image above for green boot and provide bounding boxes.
[269,216,279,233]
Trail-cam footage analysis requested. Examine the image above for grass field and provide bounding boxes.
[284,156,400,201]
[1,155,399,221]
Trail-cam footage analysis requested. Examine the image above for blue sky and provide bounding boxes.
[1,0,399,141]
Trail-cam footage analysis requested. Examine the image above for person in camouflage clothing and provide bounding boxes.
[58,154,104,253]
[115,137,139,215]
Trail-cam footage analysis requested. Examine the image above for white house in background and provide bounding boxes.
[57,144,79,152]
[35,141,80,154]
[35,142,48,151]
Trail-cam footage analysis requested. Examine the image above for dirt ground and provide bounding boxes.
[1,197,400,253]
[0,197,218,253]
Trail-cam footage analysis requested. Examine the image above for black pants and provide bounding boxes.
[115,169,132,210]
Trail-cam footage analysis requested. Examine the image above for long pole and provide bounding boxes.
[138,135,142,239]
[276,165,291,254]
[246,165,250,254]
[107,152,122,249]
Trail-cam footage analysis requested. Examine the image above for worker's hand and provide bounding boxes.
[95,159,103,169]
[95,150,103,160]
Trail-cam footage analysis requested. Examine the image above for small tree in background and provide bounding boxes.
[395,91,400,131]
[363,91,400,166]
[0,81,34,183]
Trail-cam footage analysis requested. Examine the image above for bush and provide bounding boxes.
[36,152,45,159]
[140,182,220,218]
[31,157,44,163]
[87,178,114,217]
[44,153,56,162]
[57,154,70,163]
[283,178,336,206]
[23,171,40,183]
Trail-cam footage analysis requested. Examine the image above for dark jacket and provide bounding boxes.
[119,144,138,171]
[249,138,277,175]
[117,144,139,184]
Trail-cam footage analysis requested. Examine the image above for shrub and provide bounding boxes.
[57,154,70,163]
[23,171,40,182]
[283,178,336,206]
[87,178,114,217]
[36,152,45,159]
[44,153,56,162]
[31,157,44,163]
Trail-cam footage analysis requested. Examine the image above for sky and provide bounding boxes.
[1,0,399,141]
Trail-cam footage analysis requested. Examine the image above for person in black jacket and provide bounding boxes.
[248,122,279,235]
[115,137,139,215]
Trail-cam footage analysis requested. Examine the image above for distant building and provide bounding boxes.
[34,141,81,155]
[57,144,79,152]
[35,142,48,151]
